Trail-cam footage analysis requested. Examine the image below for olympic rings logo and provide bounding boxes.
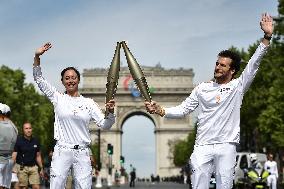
[123,75,155,98]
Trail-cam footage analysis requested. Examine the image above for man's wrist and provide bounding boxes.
[156,107,165,117]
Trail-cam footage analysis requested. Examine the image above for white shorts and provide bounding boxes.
[0,159,14,188]
[11,172,19,182]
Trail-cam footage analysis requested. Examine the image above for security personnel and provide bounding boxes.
[0,103,18,189]
[12,122,44,189]
[264,153,278,189]
[250,153,263,176]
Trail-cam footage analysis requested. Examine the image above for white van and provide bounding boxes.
[234,152,267,184]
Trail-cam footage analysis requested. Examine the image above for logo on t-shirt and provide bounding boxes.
[216,87,233,103]
[216,95,221,103]
[219,87,232,94]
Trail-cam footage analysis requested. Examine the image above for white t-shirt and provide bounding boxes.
[264,160,278,178]
[33,66,115,145]
[165,43,268,145]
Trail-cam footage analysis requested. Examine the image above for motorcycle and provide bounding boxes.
[209,175,216,189]
[236,168,269,189]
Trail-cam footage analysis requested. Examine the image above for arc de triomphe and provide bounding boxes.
[80,64,195,177]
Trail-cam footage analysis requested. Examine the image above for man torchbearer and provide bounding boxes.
[145,13,274,189]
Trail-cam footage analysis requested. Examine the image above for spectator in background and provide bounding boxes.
[0,103,18,189]
[43,149,53,187]
[114,170,120,186]
[150,174,155,184]
[129,168,136,187]
[12,122,44,189]
[264,153,278,189]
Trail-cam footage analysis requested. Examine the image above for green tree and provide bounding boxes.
[257,1,284,151]
[173,126,196,166]
[0,65,54,154]
[236,1,284,152]
[90,143,99,161]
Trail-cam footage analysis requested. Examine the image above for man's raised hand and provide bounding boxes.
[260,13,273,36]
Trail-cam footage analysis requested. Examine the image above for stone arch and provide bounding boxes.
[81,65,195,178]
[118,109,156,131]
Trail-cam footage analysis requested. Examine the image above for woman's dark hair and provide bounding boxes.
[61,67,80,81]
[218,50,241,78]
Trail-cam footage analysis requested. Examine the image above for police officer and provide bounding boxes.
[12,122,44,189]
[250,153,263,176]
[0,103,18,189]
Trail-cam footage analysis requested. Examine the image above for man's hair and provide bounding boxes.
[61,67,81,81]
[22,122,32,128]
[218,50,241,78]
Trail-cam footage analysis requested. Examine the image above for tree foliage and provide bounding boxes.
[238,1,284,152]
[173,127,196,166]
[0,65,54,154]
[90,143,99,163]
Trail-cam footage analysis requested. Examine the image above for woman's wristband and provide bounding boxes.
[34,56,40,66]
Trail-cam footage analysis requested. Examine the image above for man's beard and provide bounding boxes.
[214,71,231,83]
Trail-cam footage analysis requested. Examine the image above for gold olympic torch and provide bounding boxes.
[121,41,152,102]
[105,42,121,117]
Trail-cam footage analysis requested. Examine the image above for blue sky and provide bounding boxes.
[0,0,279,177]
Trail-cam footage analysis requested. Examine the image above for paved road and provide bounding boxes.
[41,182,190,189]
[102,182,189,189]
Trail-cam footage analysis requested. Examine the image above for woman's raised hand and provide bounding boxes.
[35,42,52,57]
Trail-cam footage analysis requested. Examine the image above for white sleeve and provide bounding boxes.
[33,66,59,104]
[90,100,115,130]
[238,43,269,94]
[164,86,199,118]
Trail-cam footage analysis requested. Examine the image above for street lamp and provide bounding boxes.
[95,129,102,188]
[98,129,101,171]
